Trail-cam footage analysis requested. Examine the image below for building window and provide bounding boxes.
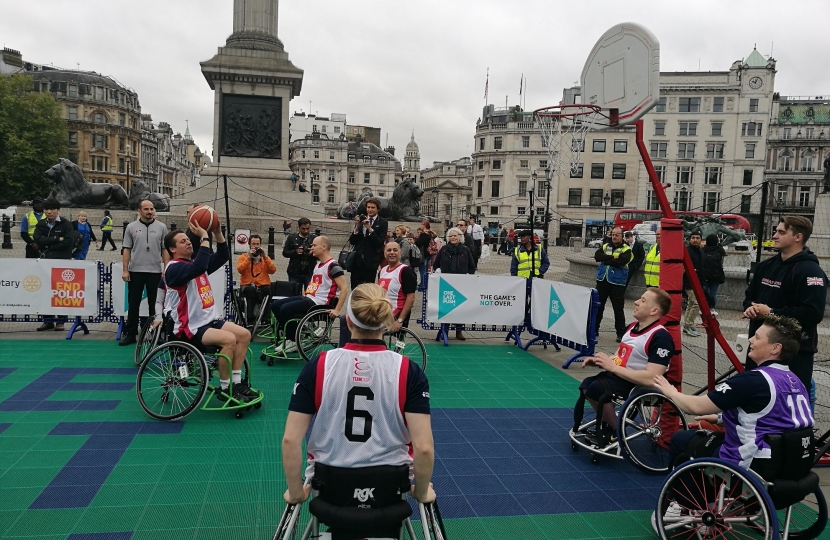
[679,122,697,136]
[490,206,499,215]
[713,97,724,112]
[363,156,371,164]
[68,84,78,97]
[492,160,501,170]
[95,156,106,171]
[711,122,723,137]
[494,136,503,150]
[679,97,701,112]
[477,181,483,198]
[740,195,752,213]
[95,87,105,100]
[799,186,811,207]
[334,126,341,134]
[589,189,604,206]
[654,122,666,136]
[706,143,724,159]
[651,142,667,158]
[348,172,355,183]
[68,132,77,146]
[312,188,320,204]
[590,163,605,179]
[568,189,582,206]
[521,135,530,148]
[329,170,336,182]
[776,186,789,205]
[647,190,659,210]
[678,142,695,159]
[314,150,320,159]
[379,173,385,184]
[517,206,527,215]
[301,150,306,159]
[118,158,125,173]
[468,179,472,187]
[539,160,548,169]
[676,166,694,184]
[702,191,720,212]
[519,159,528,168]
[610,189,625,207]
[94,112,105,124]
[743,170,753,186]
[119,137,125,152]
[478,161,485,170]
[479,138,485,150]
[536,180,546,197]
[363,172,370,183]
[779,152,791,172]
[68,153,78,164]
[571,139,585,152]
[704,166,723,185]
[783,127,791,139]
[94,134,107,149]
[806,127,815,139]
[801,153,815,172]
[742,122,762,137]
[491,180,500,198]
[613,140,628,153]
[518,180,527,197]
[570,163,584,178]
[328,151,334,160]
[327,189,335,204]
[656,97,667,112]
[612,163,626,179]
[347,190,356,200]
[745,143,756,159]
[592,139,606,152]
[749,98,759,113]
[674,189,690,211]
[68,106,77,121]
[654,165,666,182]
[119,113,125,126]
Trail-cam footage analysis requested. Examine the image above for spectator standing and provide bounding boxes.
[643,228,661,287]
[393,225,412,266]
[282,220,292,236]
[593,227,632,342]
[33,199,74,331]
[681,232,705,337]
[510,230,550,279]
[348,197,388,287]
[469,217,484,265]
[742,216,828,388]
[20,197,44,258]
[624,230,645,286]
[415,220,433,288]
[119,200,169,346]
[237,234,277,324]
[456,219,475,253]
[498,226,508,255]
[98,210,117,251]
[282,217,317,289]
[507,228,516,253]
[701,234,726,313]
[433,227,476,340]
[71,211,98,260]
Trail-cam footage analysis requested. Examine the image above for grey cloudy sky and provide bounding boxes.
[3,0,829,167]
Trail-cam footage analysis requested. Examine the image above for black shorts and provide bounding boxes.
[579,372,635,402]
[189,320,226,349]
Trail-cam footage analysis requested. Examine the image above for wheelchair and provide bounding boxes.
[260,299,341,365]
[273,463,447,540]
[570,384,689,473]
[653,427,827,540]
[136,315,264,421]
[135,317,162,366]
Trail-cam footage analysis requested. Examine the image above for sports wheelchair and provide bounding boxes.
[653,427,827,540]
[135,314,264,421]
[570,383,689,473]
[273,463,447,540]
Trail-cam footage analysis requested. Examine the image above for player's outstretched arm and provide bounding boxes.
[406,412,435,503]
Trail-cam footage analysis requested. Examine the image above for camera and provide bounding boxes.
[359,214,368,222]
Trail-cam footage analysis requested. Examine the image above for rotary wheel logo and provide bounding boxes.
[61,269,76,282]
[22,275,42,292]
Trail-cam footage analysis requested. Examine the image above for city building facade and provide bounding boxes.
[1,48,23,75]
[289,112,346,143]
[404,133,421,174]
[346,125,381,147]
[420,158,473,226]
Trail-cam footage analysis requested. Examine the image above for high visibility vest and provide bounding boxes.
[644,244,660,287]
[25,211,43,230]
[514,245,543,278]
[595,242,630,285]
[102,215,113,231]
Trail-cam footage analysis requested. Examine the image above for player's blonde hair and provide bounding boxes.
[347,283,394,335]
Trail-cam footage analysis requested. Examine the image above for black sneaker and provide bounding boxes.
[217,384,254,403]
[236,379,260,399]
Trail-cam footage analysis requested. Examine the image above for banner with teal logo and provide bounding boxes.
[530,278,592,346]
[426,274,525,325]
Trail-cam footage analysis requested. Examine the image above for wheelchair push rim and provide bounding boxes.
[136,341,208,421]
[383,326,428,372]
[297,310,339,362]
[618,389,689,474]
[135,318,161,366]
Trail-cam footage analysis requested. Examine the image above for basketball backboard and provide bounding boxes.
[580,22,660,126]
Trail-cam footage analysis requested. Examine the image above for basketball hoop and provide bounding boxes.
[533,104,617,177]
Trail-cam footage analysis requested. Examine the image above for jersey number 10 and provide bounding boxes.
[787,394,813,429]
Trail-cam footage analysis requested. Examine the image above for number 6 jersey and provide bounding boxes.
[288,341,430,478]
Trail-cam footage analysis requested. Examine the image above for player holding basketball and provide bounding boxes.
[576,288,675,445]
[162,222,258,403]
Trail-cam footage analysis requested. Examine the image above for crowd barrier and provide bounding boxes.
[417,273,599,365]
[0,258,233,340]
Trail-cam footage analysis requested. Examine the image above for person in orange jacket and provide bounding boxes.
[237,234,277,324]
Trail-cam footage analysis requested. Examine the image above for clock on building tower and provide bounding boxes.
[749,76,763,90]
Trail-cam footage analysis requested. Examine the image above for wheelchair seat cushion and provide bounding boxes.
[308,498,412,538]
[768,471,819,510]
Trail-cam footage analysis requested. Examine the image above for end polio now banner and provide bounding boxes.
[426,274,526,325]
[0,259,98,316]
[111,263,225,317]
[530,278,593,346]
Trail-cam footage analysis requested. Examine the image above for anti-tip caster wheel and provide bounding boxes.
[260,354,266,361]
[267,359,274,366]
[235,411,243,419]
[571,441,578,451]
[590,454,599,465]
[254,402,262,409]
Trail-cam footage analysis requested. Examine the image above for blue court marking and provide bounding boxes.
[425,408,664,519]
[0,367,135,412]
[0,423,11,435]
[67,534,133,540]
[0,367,17,379]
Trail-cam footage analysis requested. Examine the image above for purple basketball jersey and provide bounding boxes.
[720,364,813,468]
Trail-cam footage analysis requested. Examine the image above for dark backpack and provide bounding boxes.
[703,249,725,284]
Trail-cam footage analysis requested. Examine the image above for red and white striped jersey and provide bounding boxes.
[163,260,217,338]
[378,263,406,316]
[305,258,342,306]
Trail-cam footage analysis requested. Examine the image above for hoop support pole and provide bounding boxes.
[634,119,744,391]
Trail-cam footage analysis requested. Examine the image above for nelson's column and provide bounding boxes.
[199,0,304,210]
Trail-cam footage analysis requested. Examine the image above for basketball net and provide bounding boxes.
[534,104,604,178]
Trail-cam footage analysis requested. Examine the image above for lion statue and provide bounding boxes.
[129,178,170,212]
[44,159,129,208]
[682,216,745,246]
[336,178,436,222]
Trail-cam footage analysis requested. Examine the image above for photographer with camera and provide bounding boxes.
[349,197,388,288]
[236,234,277,324]
[283,217,317,289]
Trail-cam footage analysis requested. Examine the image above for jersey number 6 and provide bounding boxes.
[345,386,374,442]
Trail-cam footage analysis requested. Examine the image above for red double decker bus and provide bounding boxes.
[614,209,751,233]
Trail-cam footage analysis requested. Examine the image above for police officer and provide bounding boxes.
[643,228,661,287]
[98,210,117,251]
[20,197,45,258]
[594,226,632,342]
[510,230,550,279]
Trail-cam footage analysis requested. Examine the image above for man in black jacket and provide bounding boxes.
[33,198,75,331]
[681,232,706,337]
[743,216,828,388]
[624,230,645,286]
[282,217,317,288]
[348,197,387,287]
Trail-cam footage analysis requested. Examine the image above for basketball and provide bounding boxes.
[189,205,218,232]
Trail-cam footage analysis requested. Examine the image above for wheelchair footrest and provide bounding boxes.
[201,385,264,412]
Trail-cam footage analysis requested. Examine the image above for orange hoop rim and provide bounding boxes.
[533,103,618,126]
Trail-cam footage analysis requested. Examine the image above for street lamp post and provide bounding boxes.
[603,191,611,235]
[528,185,536,278]
[432,188,439,220]
[125,143,131,193]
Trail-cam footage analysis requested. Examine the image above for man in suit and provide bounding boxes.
[348,197,388,287]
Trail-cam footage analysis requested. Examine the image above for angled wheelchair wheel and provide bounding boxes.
[655,457,777,540]
[135,318,161,366]
[782,486,827,540]
[137,342,208,421]
[384,327,427,372]
[250,295,271,340]
[297,309,339,362]
[419,500,448,540]
[618,390,689,474]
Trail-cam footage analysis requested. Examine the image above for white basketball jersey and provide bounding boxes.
[164,260,218,337]
[613,323,666,371]
[305,346,412,478]
[377,264,406,316]
[305,259,340,306]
